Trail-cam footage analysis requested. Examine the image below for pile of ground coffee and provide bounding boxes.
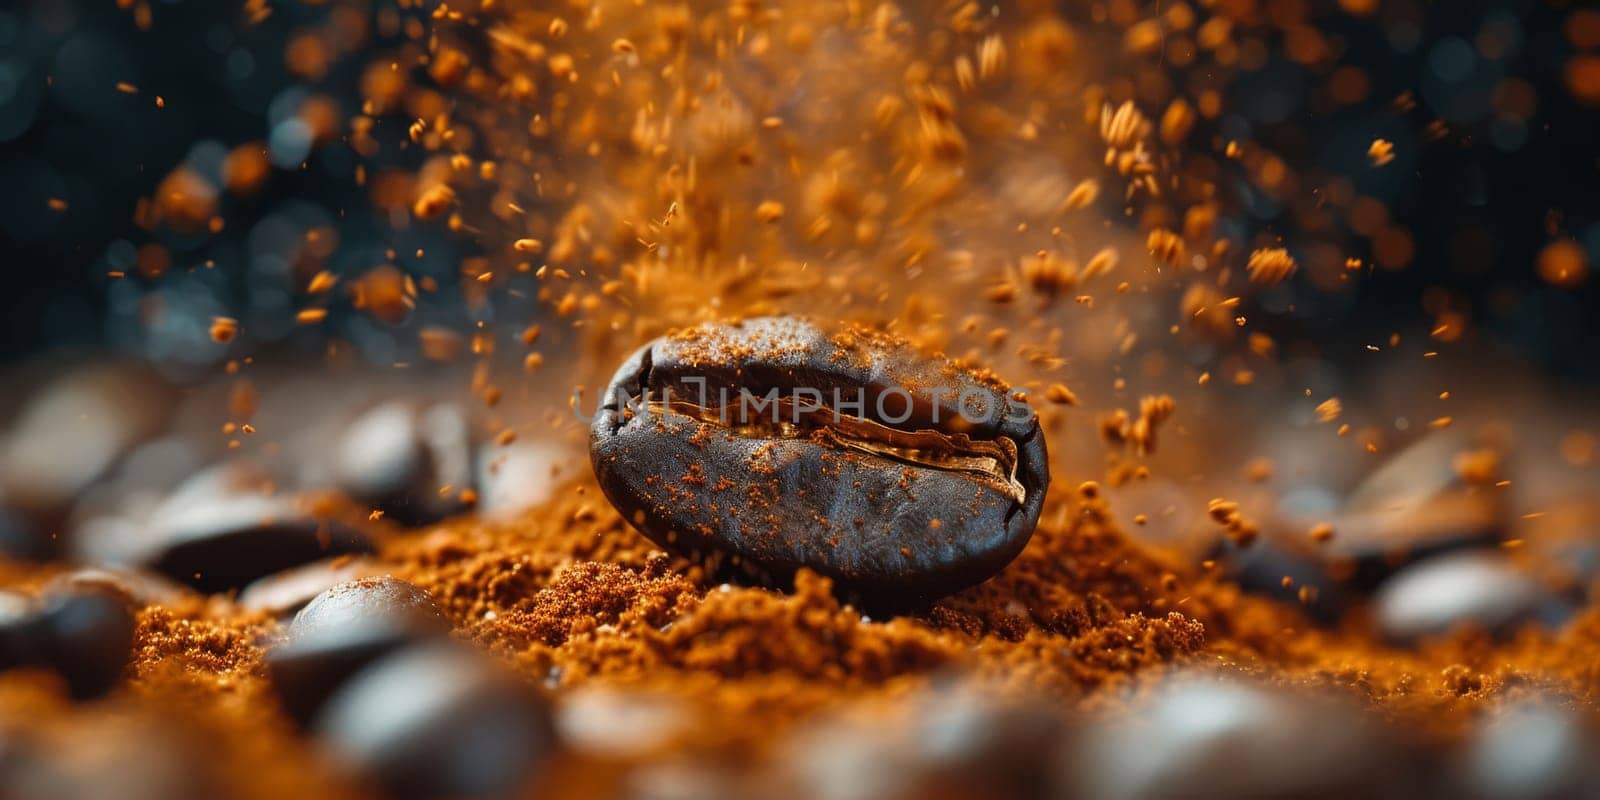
[5,430,1596,798]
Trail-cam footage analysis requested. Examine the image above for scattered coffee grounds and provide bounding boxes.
[4,384,1600,797]
[4,0,1600,797]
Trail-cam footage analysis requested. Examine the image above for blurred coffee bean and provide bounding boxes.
[0,588,134,700]
[67,515,146,571]
[1326,490,1503,588]
[1374,552,1569,643]
[0,713,218,800]
[1231,433,1510,615]
[780,681,1070,800]
[1324,433,1504,587]
[78,463,375,593]
[1454,698,1600,800]
[781,711,910,800]
[36,590,137,699]
[475,441,574,521]
[556,687,692,758]
[1345,432,1485,511]
[335,402,474,526]
[900,685,1069,799]
[0,590,45,671]
[314,642,557,800]
[44,567,193,609]
[0,508,50,562]
[65,437,205,531]
[1211,538,1346,624]
[1061,674,1429,800]
[267,577,448,726]
[1515,496,1600,596]
[139,493,371,592]
[237,557,380,616]
[0,365,173,519]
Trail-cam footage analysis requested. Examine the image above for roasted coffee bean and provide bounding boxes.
[1061,674,1431,800]
[335,402,474,526]
[62,437,206,545]
[36,590,137,699]
[44,567,194,609]
[237,558,380,616]
[0,364,173,520]
[1211,538,1346,624]
[1322,433,1504,588]
[1223,433,1510,618]
[590,317,1049,603]
[267,577,448,726]
[313,642,557,800]
[1373,552,1569,643]
[0,590,44,672]
[0,588,134,700]
[138,493,372,593]
[1453,698,1600,800]
[288,576,448,639]
[82,463,375,593]
[781,681,1072,800]
[0,508,51,562]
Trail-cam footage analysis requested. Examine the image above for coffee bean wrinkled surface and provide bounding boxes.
[591,317,1049,602]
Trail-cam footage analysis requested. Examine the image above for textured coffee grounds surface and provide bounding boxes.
[4,462,1597,797]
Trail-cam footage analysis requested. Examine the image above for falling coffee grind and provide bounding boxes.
[589,317,1050,603]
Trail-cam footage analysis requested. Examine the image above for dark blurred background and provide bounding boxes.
[2,0,1598,378]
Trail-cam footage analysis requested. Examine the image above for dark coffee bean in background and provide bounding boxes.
[0,508,52,563]
[1373,552,1569,643]
[267,577,449,727]
[0,590,46,673]
[1325,493,1503,590]
[36,590,136,700]
[134,493,372,593]
[313,642,557,800]
[0,588,134,700]
[1210,538,1347,624]
[74,462,374,593]
[43,568,194,610]
[0,365,173,520]
[1217,432,1510,624]
[590,317,1049,604]
[1345,432,1481,510]
[64,437,207,539]
[1313,432,1505,588]
[0,365,175,561]
[237,558,380,617]
[335,402,474,526]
